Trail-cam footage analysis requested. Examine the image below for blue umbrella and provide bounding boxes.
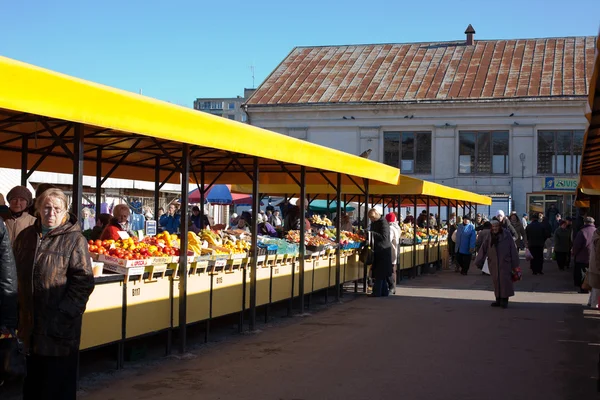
[188,185,233,205]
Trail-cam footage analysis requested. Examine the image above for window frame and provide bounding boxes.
[383,131,432,174]
[536,130,584,175]
[458,130,509,175]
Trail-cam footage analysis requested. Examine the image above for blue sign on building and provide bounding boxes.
[543,177,578,191]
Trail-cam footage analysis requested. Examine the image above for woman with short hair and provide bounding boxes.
[13,188,95,399]
[101,204,134,240]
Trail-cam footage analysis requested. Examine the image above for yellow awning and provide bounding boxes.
[578,31,600,197]
[0,55,401,186]
[231,175,492,206]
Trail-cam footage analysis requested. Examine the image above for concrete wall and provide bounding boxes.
[247,100,588,214]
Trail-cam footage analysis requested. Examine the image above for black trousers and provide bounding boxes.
[456,253,471,273]
[387,265,396,292]
[574,262,589,288]
[448,241,456,262]
[23,353,78,400]
[555,251,570,270]
[529,246,544,274]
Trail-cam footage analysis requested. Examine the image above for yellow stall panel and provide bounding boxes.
[80,281,123,350]
[126,277,171,339]
[331,253,347,287]
[345,252,361,284]
[304,258,315,294]
[245,266,272,308]
[271,262,293,303]
[172,272,210,327]
[313,257,331,291]
[212,270,244,318]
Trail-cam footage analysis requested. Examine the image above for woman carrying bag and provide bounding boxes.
[367,209,393,297]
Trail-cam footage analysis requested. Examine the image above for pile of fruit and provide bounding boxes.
[88,235,181,261]
[310,215,332,226]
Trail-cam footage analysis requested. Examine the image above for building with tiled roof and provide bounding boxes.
[245,26,597,216]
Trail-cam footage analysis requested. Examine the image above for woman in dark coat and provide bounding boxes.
[368,209,393,297]
[475,220,520,309]
[14,188,95,400]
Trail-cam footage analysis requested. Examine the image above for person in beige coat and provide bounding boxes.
[4,185,36,243]
[587,227,600,308]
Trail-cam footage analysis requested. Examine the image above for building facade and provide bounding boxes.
[245,29,596,217]
[194,88,255,122]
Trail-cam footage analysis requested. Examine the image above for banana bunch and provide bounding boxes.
[201,229,222,246]
[187,231,204,256]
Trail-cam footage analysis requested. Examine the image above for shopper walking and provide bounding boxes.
[475,221,492,275]
[368,209,392,297]
[386,213,400,294]
[454,215,476,275]
[4,185,36,243]
[509,212,527,250]
[475,220,519,308]
[494,210,518,240]
[587,225,600,308]
[448,216,458,267]
[13,188,95,400]
[526,213,549,275]
[546,203,560,233]
[522,213,528,229]
[572,217,596,293]
[553,219,572,271]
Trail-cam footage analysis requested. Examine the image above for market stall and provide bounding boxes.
[0,55,401,362]
[576,32,600,217]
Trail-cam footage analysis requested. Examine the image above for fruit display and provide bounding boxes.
[310,215,332,226]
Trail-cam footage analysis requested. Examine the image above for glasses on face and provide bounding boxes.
[43,206,65,215]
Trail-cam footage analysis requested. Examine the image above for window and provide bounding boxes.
[459,131,509,174]
[228,102,236,110]
[241,114,247,122]
[383,131,431,174]
[227,115,235,120]
[537,130,584,174]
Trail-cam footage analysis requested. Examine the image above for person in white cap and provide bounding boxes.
[494,210,518,242]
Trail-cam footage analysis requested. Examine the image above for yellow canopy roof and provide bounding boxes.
[232,175,492,206]
[0,56,401,186]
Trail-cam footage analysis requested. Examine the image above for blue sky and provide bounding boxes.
[2,1,598,107]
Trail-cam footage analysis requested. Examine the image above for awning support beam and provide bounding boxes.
[178,143,190,354]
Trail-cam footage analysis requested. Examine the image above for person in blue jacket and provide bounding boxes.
[455,214,477,275]
[159,204,181,234]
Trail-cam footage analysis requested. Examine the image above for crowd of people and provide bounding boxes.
[447,205,600,308]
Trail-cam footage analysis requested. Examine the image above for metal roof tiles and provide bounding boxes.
[247,37,597,106]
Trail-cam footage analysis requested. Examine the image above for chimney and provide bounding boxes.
[465,24,475,45]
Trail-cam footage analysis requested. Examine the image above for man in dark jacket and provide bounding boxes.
[368,209,392,297]
[526,213,550,275]
[573,217,597,293]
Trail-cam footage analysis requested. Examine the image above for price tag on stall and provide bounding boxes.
[145,220,157,236]
[117,231,130,240]
[214,259,227,268]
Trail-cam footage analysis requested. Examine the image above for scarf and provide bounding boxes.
[10,210,24,219]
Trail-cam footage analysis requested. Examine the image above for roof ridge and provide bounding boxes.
[292,36,597,49]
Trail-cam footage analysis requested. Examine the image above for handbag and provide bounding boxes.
[525,248,533,261]
[582,271,592,291]
[511,267,522,282]
[359,233,374,266]
[0,330,26,381]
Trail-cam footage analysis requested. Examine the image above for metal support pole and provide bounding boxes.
[21,136,28,187]
[426,197,430,272]
[72,124,84,219]
[413,195,418,277]
[249,158,259,330]
[397,196,402,283]
[299,167,306,312]
[335,173,342,301]
[200,164,206,228]
[178,144,190,354]
[438,199,442,270]
[96,148,102,214]
[363,180,370,292]
[154,157,160,220]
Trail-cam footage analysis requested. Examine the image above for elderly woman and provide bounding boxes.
[5,185,36,243]
[13,188,95,399]
[509,212,527,250]
[80,207,95,231]
[340,212,354,232]
[475,220,520,309]
[368,209,393,297]
[386,212,401,295]
[101,204,134,240]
